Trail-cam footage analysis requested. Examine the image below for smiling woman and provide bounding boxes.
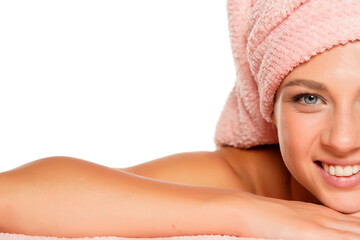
[4,0,360,240]
[272,41,360,213]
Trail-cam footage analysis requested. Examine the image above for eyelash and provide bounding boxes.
[291,93,325,105]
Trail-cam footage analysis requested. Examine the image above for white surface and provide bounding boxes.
[0,0,235,172]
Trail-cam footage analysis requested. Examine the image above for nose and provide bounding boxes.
[321,107,360,155]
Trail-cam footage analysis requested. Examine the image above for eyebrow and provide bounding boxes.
[282,79,328,91]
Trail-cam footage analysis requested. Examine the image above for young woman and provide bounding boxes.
[2,0,360,239]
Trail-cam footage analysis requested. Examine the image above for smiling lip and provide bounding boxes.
[315,162,360,189]
[318,160,360,166]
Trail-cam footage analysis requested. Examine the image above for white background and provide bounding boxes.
[0,0,235,172]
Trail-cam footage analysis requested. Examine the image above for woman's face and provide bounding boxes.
[273,41,360,214]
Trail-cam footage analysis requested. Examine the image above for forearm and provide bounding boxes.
[1,157,246,238]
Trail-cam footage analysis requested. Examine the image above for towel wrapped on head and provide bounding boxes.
[214,0,360,149]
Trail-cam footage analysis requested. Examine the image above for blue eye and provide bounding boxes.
[292,93,321,105]
[303,95,318,104]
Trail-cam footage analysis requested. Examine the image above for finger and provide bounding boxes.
[323,219,360,236]
[317,207,360,223]
[323,227,360,240]
[295,225,360,240]
[347,212,360,217]
[337,213,360,223]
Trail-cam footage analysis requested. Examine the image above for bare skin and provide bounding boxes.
[2,145,360,239]
[273,40,360,214]
[212,145,321,204]
[3,41,360,239]
[123,144,319,204]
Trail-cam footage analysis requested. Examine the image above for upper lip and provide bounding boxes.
[317,160,360,166]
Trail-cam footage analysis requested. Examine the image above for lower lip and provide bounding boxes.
[315,162,360,189]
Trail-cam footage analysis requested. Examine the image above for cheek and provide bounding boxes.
[277,106,324,168]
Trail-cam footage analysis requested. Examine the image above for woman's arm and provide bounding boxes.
[2,156,360,239]
[0,156,246,238]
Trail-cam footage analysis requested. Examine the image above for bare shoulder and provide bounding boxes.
[117,145,291,198]
[117,150,251,191]
[217,145,291,199]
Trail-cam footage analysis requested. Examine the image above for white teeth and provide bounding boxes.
[329,165,335,175]
[324,163,329,172]
[353,165,359,174]
[335,166,344,176]
[322,163,360,177]
[343,166,353,176]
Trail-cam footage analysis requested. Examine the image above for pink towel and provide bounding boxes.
[214,0,360,149]
[0,233,275,240]
[8,1,360,239]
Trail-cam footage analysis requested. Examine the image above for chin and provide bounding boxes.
[317,192,360,214]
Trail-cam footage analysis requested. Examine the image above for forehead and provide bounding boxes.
[279,41,360,89]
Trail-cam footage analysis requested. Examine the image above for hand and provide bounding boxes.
[348,212,360,217]
[232,192,360,240]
